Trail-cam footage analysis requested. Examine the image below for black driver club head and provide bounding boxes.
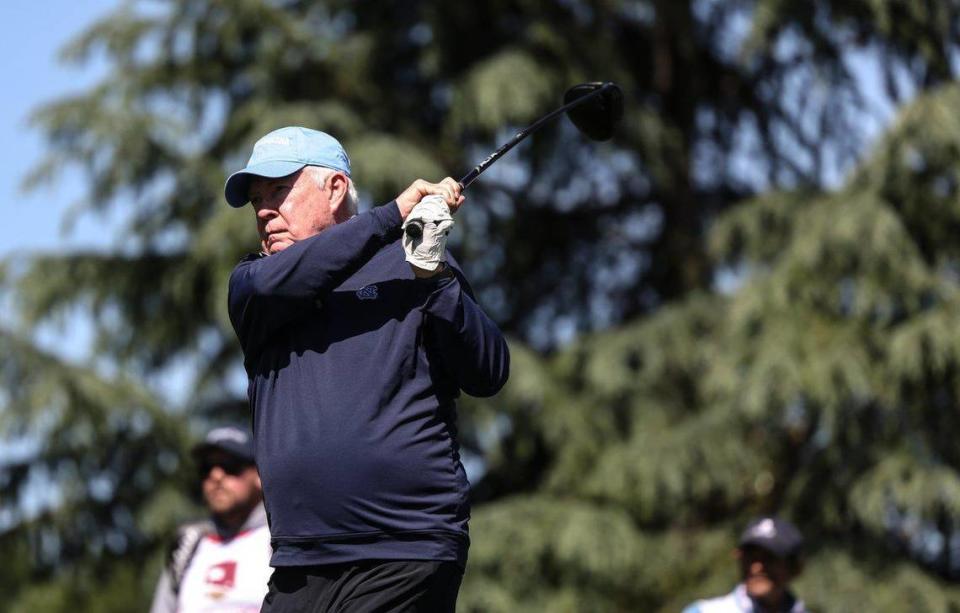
[563,82,623,141]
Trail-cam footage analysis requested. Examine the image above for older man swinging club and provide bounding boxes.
[224,126,510,612]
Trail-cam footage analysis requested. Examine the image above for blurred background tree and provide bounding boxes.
[5,0,960,610]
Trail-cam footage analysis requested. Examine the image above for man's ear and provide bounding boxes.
[327,172,349,215]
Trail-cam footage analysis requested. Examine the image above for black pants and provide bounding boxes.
[261,560,464,613]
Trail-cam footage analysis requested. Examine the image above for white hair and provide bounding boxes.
[305,165,359,216]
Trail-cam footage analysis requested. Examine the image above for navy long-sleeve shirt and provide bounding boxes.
[227,201,509,568]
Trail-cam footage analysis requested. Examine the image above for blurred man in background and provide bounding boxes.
[150,425,271,613]
[683,517,807,613]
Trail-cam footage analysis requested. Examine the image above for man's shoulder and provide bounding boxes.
[228,252,266,280]
[347,239,409,281]
[174,519,215,539]
[234,252,265,268]
[682,589,742,613]
[366,240,465,274]
[350,240,467,287]
[169,520,215,557]
[160,519,216,596]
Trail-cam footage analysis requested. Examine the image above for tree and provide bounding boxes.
[5,0,960,610]
[460,81,960,611]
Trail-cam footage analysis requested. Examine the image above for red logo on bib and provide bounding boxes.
[205,561,237,588]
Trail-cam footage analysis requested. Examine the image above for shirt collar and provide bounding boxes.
[733,583,806,613]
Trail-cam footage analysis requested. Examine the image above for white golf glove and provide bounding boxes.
[402,195,455,272]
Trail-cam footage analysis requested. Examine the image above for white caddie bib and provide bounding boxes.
[177,525,272,613]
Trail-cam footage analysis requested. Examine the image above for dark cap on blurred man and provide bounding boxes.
[738,516,804,559]
[191,425,255,463]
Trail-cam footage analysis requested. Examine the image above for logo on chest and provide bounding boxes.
[205,560,237,588]
[356,284,379,300]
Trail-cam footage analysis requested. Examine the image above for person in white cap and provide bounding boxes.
[683,517,808,613]
[150,425,271,613]
[224,127,510,611]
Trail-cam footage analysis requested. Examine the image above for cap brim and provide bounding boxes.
[191,442,224,459]
[224,160,307,207]
[738,538,792,558]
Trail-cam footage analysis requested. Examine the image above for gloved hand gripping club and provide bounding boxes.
[402,195,454,272]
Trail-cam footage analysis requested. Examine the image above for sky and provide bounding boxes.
[0,1,215,408]
[1,1,119,259]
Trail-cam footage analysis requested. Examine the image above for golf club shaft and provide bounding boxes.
[458,82,616,190]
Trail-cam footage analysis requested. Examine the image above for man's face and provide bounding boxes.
[198,450,262,520]
[249,169,344,255]
[737,545,796,605]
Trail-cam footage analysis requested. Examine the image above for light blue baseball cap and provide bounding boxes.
[224,126,351,207]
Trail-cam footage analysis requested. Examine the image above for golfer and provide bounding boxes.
[225,126,510,611]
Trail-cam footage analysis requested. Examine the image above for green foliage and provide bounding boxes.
[851,453,960,533]
[449,49,558,134]
[462,71,960,610]
[0,328,199,611]
[462,495,734,613]
[349,134,447,197]
[797,549,960,612]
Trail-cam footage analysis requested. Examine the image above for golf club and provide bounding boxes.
[405,81,623,238]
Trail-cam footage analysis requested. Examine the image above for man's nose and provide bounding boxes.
[207,466,226,480]
[256,205,277,220]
